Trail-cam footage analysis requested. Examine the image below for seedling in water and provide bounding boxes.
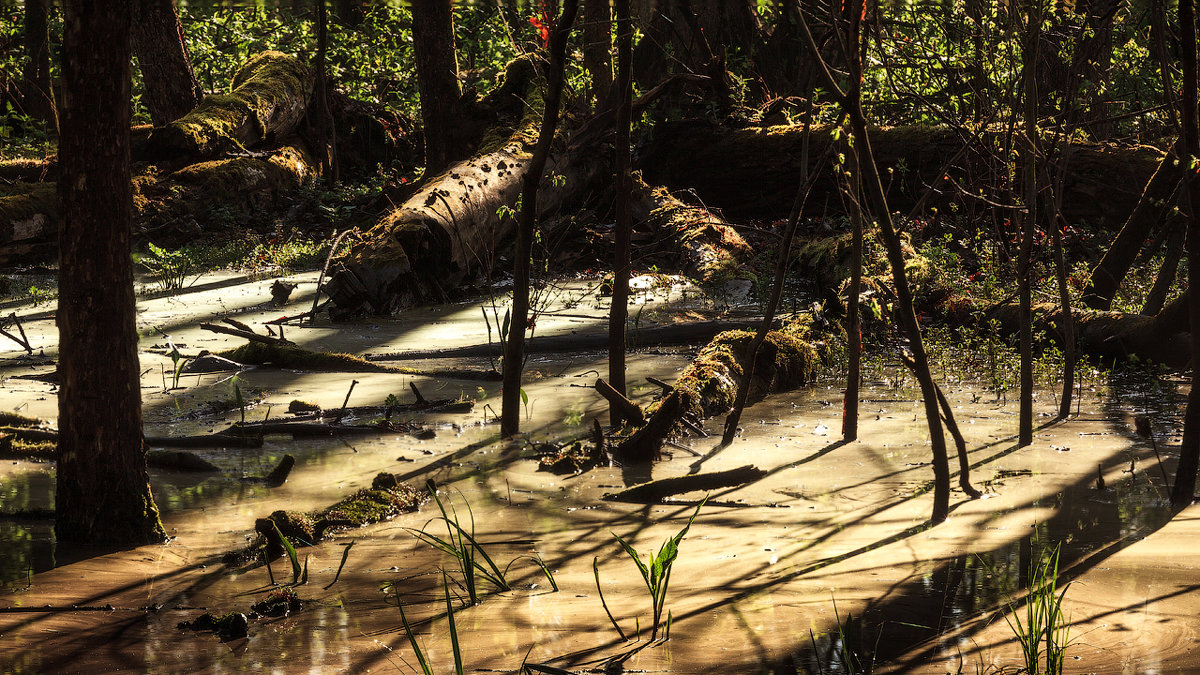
[408,488,511,605]
[1003,543,1072,675]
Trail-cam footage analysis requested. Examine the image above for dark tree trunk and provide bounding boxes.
[411,0,464,176]
[131,0,203,127]
[608,0,632,427]
[311,0,339,184]
[56,0,165,546]
[22,0,54,123]
[1172,0,1200,510]
[1142,221,1185,316]
[583,0,613,108]
[501,1,580,437]
[1017,5,1040,448]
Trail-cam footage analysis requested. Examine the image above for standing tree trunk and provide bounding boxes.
[131,0,203,127]
[22,0,54,124]
[411,0,464,176]
[501,1,580,437]
[56,0,166,545]
[608,0,632,427]
[843,140,864,443]
[1171,0,1200,510]
[582,0,613,108]
[1017,3,1041,447]
[311,0,339,184]
[798,1,952,523]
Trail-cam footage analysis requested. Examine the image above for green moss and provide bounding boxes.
[476,54,545,155]
[268,509,317,543]
[0,438,55,461]
[288,400,322,414]
[0,183,57,231]
[321,484,423,525]
[0,412,45,428]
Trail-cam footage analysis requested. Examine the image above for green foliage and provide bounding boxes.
[408,488,511,605]
[603,497,707,641]
[135,242,198,292]
[1003,544,1072,674]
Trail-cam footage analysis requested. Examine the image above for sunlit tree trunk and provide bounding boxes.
[798,0,952,522]
[608,0,632,427]
[131,0,202,127]
[501,0,580,437]
[1170,0,1200,510]
[412,0,463,176]
[1016,0,1041,448]
[56,0,165,546]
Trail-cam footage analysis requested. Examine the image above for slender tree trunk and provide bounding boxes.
[56,0,165,546]
[312,0,339,184]
[1017,3,1040,447]
[607,0,632,427]
[501,0,580,437]
[798,1,952,523]
[412,0,463,176]
[1171,0,1200,510]
[843,142,863,443]
[722,114,813,446]
[1046,168,1076,419]
[583,0,613,108]
[131,0,202,127]
[22,0,54,124]
[1141,221,1185,316]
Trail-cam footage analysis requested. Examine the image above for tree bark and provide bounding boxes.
[608,0,632,426]
[583,0,613,107]
[22,0,54,124]
[502,1,580,437]
[131,0,203,127]
[411,0,464,176]
[56,0,165,546]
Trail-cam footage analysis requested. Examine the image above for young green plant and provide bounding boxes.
[1003,543,1072,675]
[407,488,511,605]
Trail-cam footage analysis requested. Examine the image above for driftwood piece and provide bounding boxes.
[604,465,766,503]
[264,454,296,487]
[615,329,821,462]
[218,340,500,379]
[595,377,646,426]
[145,450,220,472]
[145,51,313,160]
[145,432,263,448]
[200,322,292,346]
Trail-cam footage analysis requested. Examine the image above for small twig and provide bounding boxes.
[333,379,359,424]
[309,229,354,326]
[409,381,426,405]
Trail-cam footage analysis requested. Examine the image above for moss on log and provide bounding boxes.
[0,183,57,260]
[615,328,821,461]
[641,121,1165,228]
[630,173,752,283]
[146,51,312,159]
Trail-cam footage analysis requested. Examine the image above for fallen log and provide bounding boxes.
[629,172,752,283]
[325,56,609,316]
[640,120,1165,228]
[145,51,312,160]
[615,329,822,462]
[595,377,645,426]
[145,432,263,448]
[603,465,766,503]
[217,340,500,379]
[145,450,220,472]
[200,322,292,346]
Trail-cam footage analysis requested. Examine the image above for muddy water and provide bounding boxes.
[1,274,1199,673]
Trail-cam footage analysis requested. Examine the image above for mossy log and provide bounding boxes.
[0,157,56,182]
[603,465,767,503]
[615,329,821,462]
[216,340,498,380]
[325,57,609,316]
[146,51,312,160]
[629,172,753,283]
[967,301,1192,368]
[0,182,57,262]
[640,120,1165,227]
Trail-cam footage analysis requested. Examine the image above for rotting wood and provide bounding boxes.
[640,120,1166,227]
[603,465,766,503]
[200,322,292,346]
[145,432,263,448]
[145,450,220,472]
[216,340,499,379]
[595,377,645,426]
[614,328,822,462]
[145,51,313,160]
[263,454,295,487]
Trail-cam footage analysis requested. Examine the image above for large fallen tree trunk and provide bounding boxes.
[639,120,1166,227]
[324,56,609,316]
[615,328,822,462]
[144,51,312,160]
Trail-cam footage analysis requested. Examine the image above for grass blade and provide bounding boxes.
[323,541,355,590]
[444,571,465,675]
[396,587,434,675]
[593,556,627,641]
[271,521,302,584]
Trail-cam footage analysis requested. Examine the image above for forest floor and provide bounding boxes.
[0,270,1196,674]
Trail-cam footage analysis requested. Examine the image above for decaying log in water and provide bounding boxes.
[640,120,1165,227]
[628,173,753,283]
[615,329,822,462]
[604,465,766,503]
[325,56,608,316]
[595,377,646,426]
[217,340,500,380]
[145,51,312,160]
[245,473,426,559]
[0,143,320,263]
[970,301,1192,368]
[145,450,220,472]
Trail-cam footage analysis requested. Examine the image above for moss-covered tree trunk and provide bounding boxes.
[56,0,165,546]
[132,0,203,127]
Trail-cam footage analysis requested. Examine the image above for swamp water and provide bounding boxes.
[0,272,1197,673]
